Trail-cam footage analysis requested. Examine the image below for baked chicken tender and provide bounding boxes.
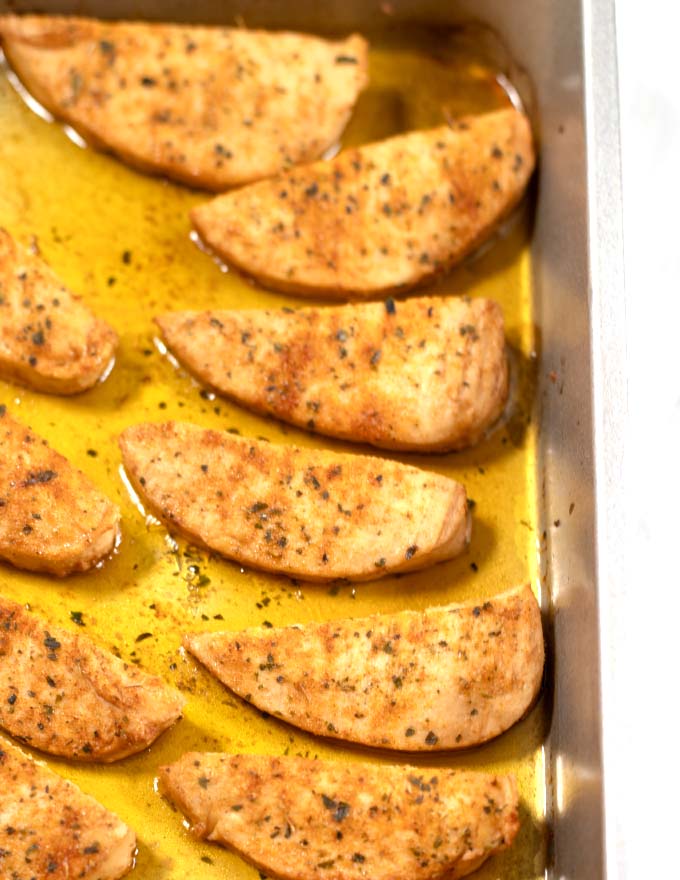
[0,228,117,394]
[156,296,508,452]
[185,584,542,751]
[0,405,120,575]
[0,15,368,190]
[0,735,136,880]
[191,107,534,296]
[0,596,184,761]
[119,422,470,582]
[159,753,519,880]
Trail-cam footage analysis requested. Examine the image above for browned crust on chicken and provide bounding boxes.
[0,228,117,395]
[184,584,543,751]
[0,596,184,762]
[0,15,368,190]
[156,296,508,452]
[158,753,519,880]
[190,108,534,296]
[0,735,136,879]
[0,406,120,576]
[119,422,470,582]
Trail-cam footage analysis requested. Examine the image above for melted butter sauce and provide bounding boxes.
[0,26,545,880]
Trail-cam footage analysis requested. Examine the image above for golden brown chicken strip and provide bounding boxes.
[0,228,117,394]
[159,753,518,880]
[191,108,534,296]
[156,296,507,452]
[0,596,184,761]
[0,735,135,880]
[0,406,120,575]
[185,584,542,751]
[119,422,469,582]
[0,15,368,190]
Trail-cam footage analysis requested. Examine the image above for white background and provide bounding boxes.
[615,0,680,875]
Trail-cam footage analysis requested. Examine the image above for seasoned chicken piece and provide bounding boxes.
[0,228,117,394]
[185,585,542,751]
[0,735,136,879]
[191,108,534,297]
[156,296,507,452]
[0,405,120,576]
[0,596,184,761]
[119,422,469,582]
[0,15,368,190]
[159,753,518,880]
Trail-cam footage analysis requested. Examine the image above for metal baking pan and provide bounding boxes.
[0,1,624,879]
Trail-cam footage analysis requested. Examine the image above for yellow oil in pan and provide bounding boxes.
[0,25,546,880]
